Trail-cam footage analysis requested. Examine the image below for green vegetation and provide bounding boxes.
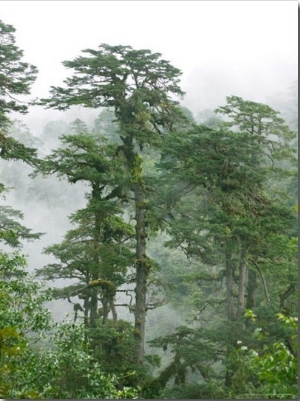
[0,18,298,399]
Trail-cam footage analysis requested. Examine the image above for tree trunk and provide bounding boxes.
[100,297,108,324]
[121,134,149,365]
[225,249,237,388]
[110,297,118,322]
[83,296,89,343]
[90,183,101,328]
[246,268,257,310]
[133,180,148,364]
[90,289,98,328]
[237,247,247,319]
[225,250,234,321]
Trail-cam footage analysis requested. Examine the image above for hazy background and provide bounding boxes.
[0,1,297,320]
[0,1,298,130]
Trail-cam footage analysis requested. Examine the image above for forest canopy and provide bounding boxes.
[0,18,298,400]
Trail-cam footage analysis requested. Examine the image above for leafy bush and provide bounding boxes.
[236,311,298,399]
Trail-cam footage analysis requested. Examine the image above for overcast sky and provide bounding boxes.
[0,0,298,128]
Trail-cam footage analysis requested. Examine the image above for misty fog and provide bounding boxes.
[0,2,298,397]
[2,78,297,323]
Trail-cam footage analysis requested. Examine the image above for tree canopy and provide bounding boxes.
[0,19,298,400]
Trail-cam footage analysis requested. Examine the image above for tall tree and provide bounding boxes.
[0,19,38,129]
[0,19,38,165]
[160,96,295,320]
[34,126,134,327]
[0,20,40,245]
[151,97,297,393]
[39,44,185,364]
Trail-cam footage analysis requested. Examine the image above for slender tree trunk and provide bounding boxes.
[83,296,89,343]
[246,268,257,310]
[133,180,148,364]
[251,259,270,304]
[225,250,234,321]
[90,183,101,328]
[237,247,247,319]
[225,248,237,388]
[121,133,149,365]
[102,298,111,324]
[90,289,98,328]
[110,297,118,322]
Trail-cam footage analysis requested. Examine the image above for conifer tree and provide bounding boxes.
[35,123,134,328]
[39,44,185,364]
[0,19,38,164]
[0,20,41,248]
[151,97,297,393]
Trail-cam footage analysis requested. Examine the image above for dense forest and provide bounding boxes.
[0,19,298,399]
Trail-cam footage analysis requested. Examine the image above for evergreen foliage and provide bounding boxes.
[38,43,188,367]
[0,19,37,128]
[0,18,298,398]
